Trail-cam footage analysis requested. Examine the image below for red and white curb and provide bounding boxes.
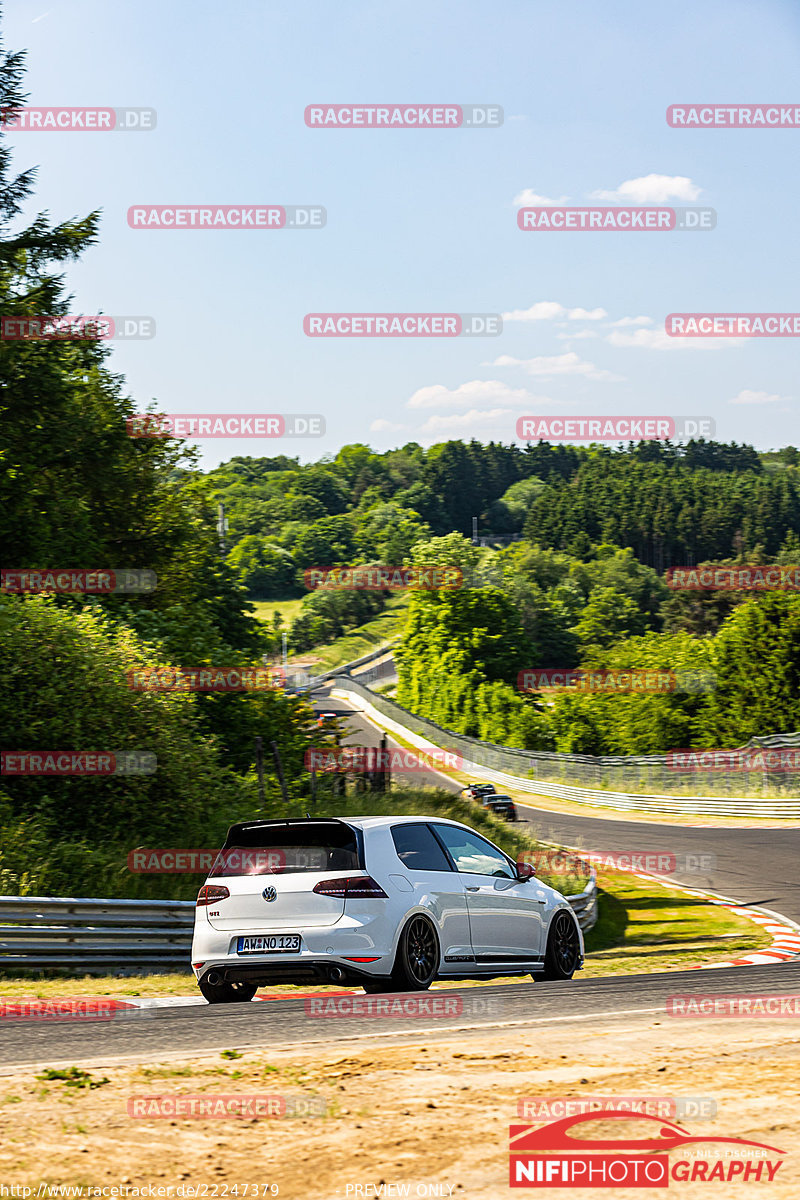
[611,869,800,969]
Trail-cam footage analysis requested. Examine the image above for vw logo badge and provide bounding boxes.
[262,886,278,902]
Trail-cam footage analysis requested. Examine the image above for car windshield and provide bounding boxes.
[209,822,360,876]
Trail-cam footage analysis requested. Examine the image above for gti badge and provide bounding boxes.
[262,886,278,902]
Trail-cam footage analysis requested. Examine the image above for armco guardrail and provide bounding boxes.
[567,872,598,934]
[0,877,597,973]
[332,676,800,818]
[284,640,398,693]
[0,896,194,972]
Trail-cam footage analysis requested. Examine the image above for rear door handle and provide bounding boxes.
[465,886,480,892]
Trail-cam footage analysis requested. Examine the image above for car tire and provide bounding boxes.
[198,975,258,1003]
[389,914,439,991]
[540,910,580,981]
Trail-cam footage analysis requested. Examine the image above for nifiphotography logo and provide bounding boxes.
[508,1111,785,1187]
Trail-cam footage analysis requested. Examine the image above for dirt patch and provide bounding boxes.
[0,1014,797,1198]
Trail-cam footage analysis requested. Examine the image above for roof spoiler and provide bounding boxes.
[223,816,350,842]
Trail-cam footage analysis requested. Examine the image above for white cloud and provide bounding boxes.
[502,301,566,322]
[608,315,654,328]
[489,351,623,381]
[502,301,607,323]
[512,189,568,206]
[370,418,407,432]
[567,307,607,321]
[418,408,516,434]
[606,328,733,351]
[729,389,788,406]
[590,174,702,204]
[406,380,535,410]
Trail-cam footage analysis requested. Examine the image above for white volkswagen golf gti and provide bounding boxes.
[191,816,584,1002]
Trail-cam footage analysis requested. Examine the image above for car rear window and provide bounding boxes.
[210,822,360,876]
[391,823,453,872]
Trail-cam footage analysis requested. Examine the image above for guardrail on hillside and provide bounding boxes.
[0,896,194,973]
[283,641,398,693]
[0,878,597,974]
[567,873,598,934]
[332,676,800,818]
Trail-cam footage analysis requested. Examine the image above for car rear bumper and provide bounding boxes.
[191,908,397,985]
[204,958,391,986]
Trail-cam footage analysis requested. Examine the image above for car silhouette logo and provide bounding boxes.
[509,1111,786,1156]
[262,886,278,902]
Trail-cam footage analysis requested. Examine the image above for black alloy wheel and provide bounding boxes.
[541,910,580,980]
[392,914,439,990]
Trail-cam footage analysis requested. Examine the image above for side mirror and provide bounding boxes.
[515,859,536,881]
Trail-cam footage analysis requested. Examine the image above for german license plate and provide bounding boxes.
[236,934,301,954]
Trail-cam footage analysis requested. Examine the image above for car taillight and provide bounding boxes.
[312,875,388,898]
[197,884,230,906]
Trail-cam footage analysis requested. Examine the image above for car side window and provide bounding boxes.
[432,825,514,878]
[390,823,453,872]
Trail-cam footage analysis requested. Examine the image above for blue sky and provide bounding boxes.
[6,0,800,467]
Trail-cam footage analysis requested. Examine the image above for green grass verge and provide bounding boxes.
[304,595,409,673]
[249,598,305,628]
[582,867,770,975]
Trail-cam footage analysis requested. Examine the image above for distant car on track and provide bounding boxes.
[463,782,497,800]
[191,816,583,1003]
[316,711,339,727]
[479,793,518,822]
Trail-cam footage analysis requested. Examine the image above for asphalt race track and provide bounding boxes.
[2,962,799,1071]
